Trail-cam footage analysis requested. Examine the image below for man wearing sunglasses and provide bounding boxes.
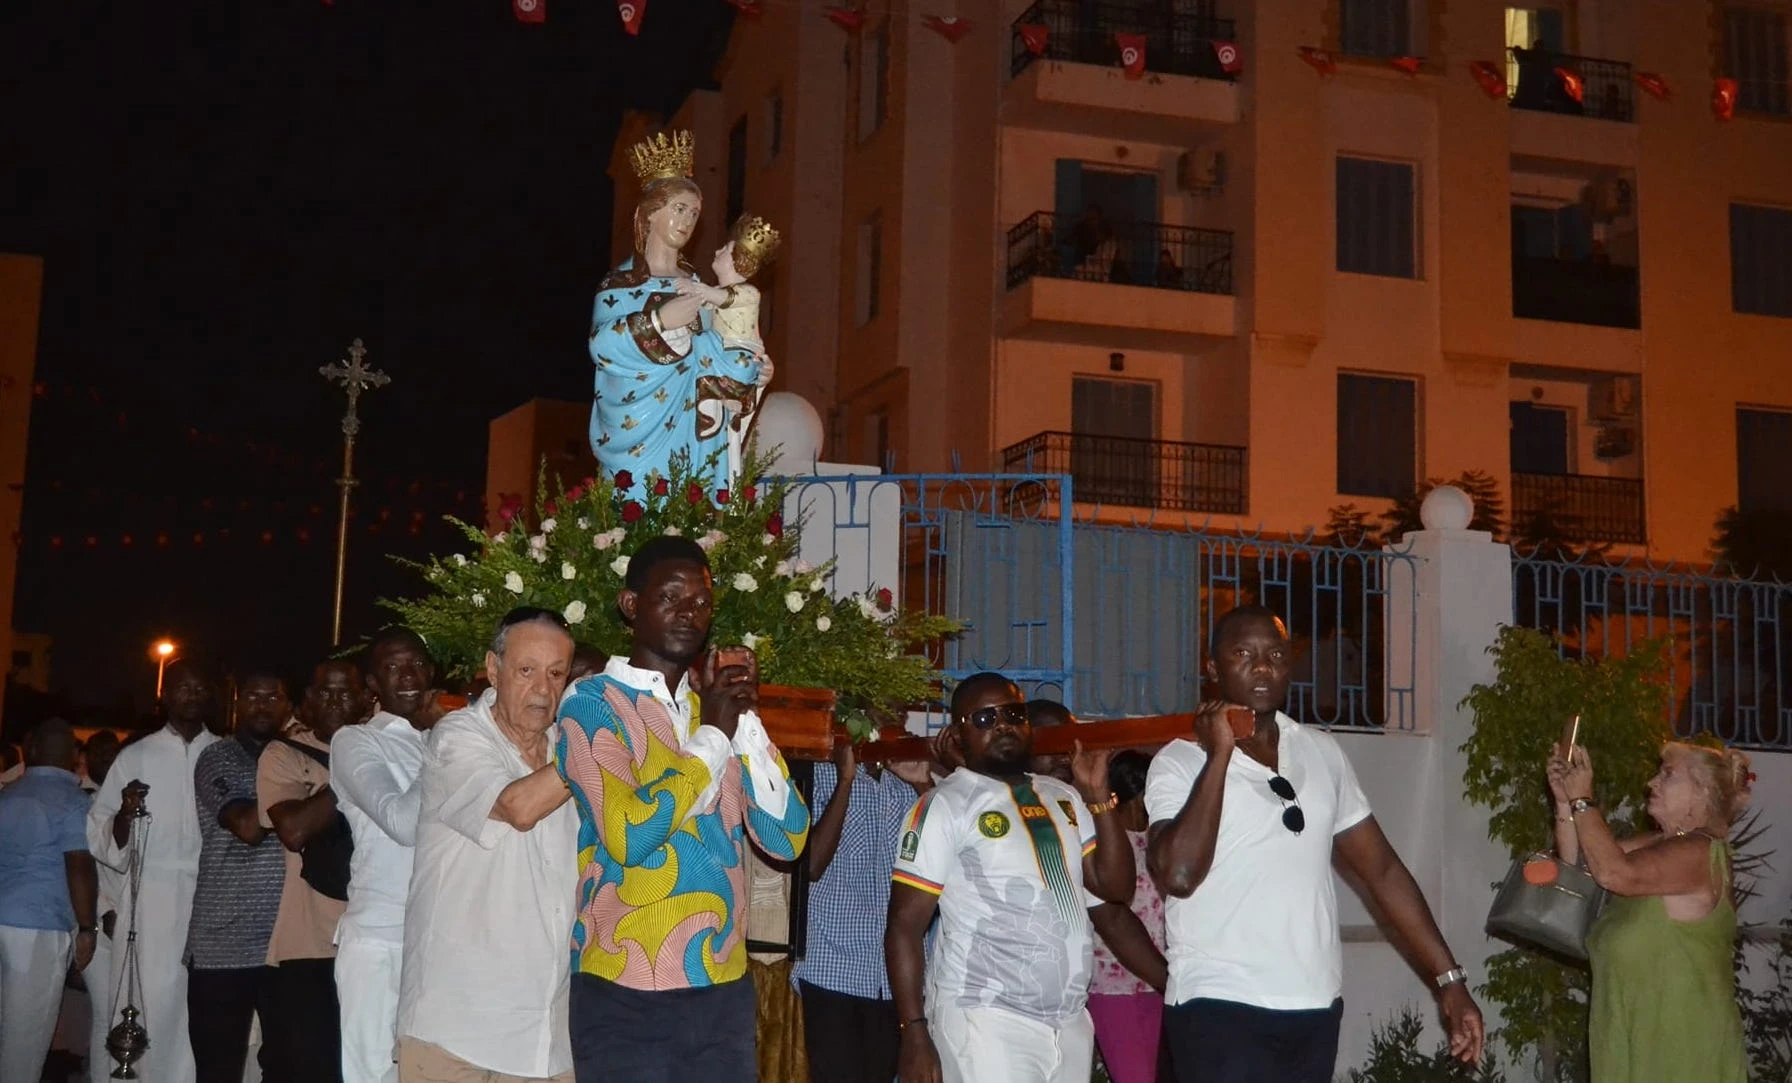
[1144,606,1484,1082]
[886,672,1166,1083]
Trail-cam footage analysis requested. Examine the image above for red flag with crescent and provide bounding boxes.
[513,0,545,23]
[1713,77,1738,119]
[1297,46,1336,74]
[1212,40,1242,73]
[924,15,971,43]
[1019,23,1048,56]
[1389,55,1421,75]
[1633,72,1669,101]
[1116,33,1146,79]
[1469,60,1507,98]
[1555,66,1584,103]
[724,0,763,15]
[617,0,644,35]
[825,5,865,31]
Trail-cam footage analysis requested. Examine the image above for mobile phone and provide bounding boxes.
[1562,714,1582,765]
[717,646,755,671]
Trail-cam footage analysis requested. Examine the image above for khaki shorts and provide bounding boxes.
[396,1038,573,1083]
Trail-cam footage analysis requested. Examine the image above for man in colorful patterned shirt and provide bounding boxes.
[555,535,810,1083]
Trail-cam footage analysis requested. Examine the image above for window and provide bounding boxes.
[725,117,747,227]
[764,87,784,162]
[1725,7,1790,116]
[855,215,882,326]
[1336,157,1417,278]
[1340,0,1419,58]
[865,410,891,469]
[1738,408,1792,513]
[1731,203,1792,317]
[1071,377,1159,506]
[1337,373,1417,498]
[858,26,889,142]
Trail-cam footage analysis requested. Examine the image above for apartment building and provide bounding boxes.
[612,0,1792,562]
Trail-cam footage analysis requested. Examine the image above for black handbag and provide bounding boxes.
[1486,851,1609,962]
[273,737,355,901]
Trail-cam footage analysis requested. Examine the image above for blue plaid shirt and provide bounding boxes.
[793,763,920,1000]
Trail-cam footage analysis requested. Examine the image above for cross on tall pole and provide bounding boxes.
[319,338,390,645]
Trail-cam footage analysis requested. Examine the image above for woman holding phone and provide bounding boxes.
[1546,739,1752,1083]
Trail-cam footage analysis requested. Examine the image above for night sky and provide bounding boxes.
[1,0,735,718]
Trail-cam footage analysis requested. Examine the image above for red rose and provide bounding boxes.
[614,470,634,492]
[766,513,784,538]
[715,489,730,504]
[543,500,558,517]
[743,486,757,504]
[564,484,585,503]
[653,477,670,496]
[686,483,705,505]
[497,494,523,525]
[877,587,894,610]
[621,501,644,523]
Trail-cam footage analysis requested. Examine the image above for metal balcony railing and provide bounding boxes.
[1512,472,1646,544]
[1009,0,1239,81]
[1002,431,1247,514]
[1007,211,1234,295]
[1508,48,1635,122]
[1512,255,1640,329]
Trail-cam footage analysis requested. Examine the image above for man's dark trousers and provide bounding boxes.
[570,972,755,1083]
[188,965,279,1083]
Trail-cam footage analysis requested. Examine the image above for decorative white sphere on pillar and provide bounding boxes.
[750,392,825,475]
[1419,485,1474,531]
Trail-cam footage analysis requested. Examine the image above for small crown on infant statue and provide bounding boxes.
[628,130,696,185]
[730,215,782,276]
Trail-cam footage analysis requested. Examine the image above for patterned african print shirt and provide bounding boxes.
[554,658,810,991]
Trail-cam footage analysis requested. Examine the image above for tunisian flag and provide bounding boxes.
[513,0,545,23]
[1116,33,1146,80]
[617,0,645,35]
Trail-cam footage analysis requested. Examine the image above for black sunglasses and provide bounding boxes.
[1268,775,1305,834]
[963,702,1030,730]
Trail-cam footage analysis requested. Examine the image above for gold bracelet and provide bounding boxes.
[1087,793,1119,815]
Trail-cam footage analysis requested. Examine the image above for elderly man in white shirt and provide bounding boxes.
[332,627,445,1083]
[86,660,222,1083]
[396,608,579,1083]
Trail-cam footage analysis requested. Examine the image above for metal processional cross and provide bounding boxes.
[319,338,390,645]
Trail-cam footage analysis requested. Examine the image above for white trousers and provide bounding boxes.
[933,1000,1095,1083]
[337,936,404,1083]
[0,924,75,1083]
[87,931,112,1082]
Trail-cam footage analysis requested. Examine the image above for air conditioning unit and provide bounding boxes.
[1589,375,1639,422]
[1177,147,1226,194]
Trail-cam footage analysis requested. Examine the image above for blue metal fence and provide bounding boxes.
[1513,552,1792,749]
[782,472,1418,734]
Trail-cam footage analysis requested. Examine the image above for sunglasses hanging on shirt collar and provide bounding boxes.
[1269,775,1305,834]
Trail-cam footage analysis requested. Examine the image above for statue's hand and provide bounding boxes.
[754,352,774,388]
[674,278,729,307]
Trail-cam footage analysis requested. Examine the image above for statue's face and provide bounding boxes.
[647,191,701,251]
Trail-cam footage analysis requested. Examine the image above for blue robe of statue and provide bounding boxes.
[587,256,762,498]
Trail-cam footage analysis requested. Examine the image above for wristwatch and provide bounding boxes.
[77,925,98,935]
[1569,797,1598,816]
[1434,966,1468,989]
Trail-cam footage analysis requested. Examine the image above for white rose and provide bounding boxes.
[504,572,525,594]
[762,533,778,546]
[528,535,548,562]
[541,518,557,533]
[576,517,590,530]
[742,632,761,650]
[564,600,587,625]
[808,576,828,594]
[663,525,682,536]
[697,529,727,552]
[796,560,814,574]
[773,560,791,577]
[561,562,577,581]
[815,615,832,632]
[784,591,805,613]
[856,596,880,620]
[733,572,759,593]
[451,553,468,567]
[471,592,487,608]
[492,532,508,544]
[611,555,631,577]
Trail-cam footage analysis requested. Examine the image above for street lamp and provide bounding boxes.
[152,639,177,699]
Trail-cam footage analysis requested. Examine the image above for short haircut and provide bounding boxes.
[26,717,77,768]
[1208,605,1287,655]
[162,656,219,689]
[1109,750,1152,804]
[625,535,709,592]
[489,606,573,658]
[949,671,1019,722]
[1026,699,1074,728]
[84,730,121,752]
[234,662,290,697]
[364,626,432,671]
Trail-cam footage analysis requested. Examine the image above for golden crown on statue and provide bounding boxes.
[730,215,782,276]
[628,130,696,184]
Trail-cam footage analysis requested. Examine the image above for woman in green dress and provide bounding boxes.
[1547,741,1752,1083]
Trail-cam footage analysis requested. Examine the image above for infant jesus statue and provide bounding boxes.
[674,214,782,481]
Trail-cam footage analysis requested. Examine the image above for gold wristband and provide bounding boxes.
[1087,793,1119,815]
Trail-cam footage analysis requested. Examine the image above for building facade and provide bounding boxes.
[0,255,42,721]
[611,0,1792,564]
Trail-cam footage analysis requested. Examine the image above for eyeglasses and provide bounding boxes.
[1268,775,1305,835]
[963,702,1030,730]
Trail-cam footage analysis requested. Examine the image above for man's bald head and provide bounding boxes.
[26,718,78,771]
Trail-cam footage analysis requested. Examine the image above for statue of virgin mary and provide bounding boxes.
[587,130,767,498]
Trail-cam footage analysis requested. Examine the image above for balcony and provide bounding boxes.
[1512,472,1645,545]
[1004,1,1240,140]
[1508,49,1634,123]
[1003,430,1247,514]
[1512,255,1639,329]
[1001,211,1237,350]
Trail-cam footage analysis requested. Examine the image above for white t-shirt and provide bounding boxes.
[331,710,428,943]
[892,768,1099,1025]
[1144,713,1372,1010]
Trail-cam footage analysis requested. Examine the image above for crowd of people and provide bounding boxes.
[1,534,1514,1083]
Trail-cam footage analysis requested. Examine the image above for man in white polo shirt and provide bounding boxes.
[886,672,1164,1083]
[1145,606,1483,1082]
[331,627,444,1083]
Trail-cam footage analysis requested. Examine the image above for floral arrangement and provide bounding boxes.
[382,455,961,738]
